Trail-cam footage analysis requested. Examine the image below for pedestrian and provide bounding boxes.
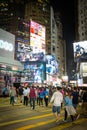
[63,91,77,123]
[39,87,44,107]
[71,87,79,109]
[2,85,8,97]
[44,87,49,107]
[9,85,16,106]
[49,86,63,123]
[81,89,87,116]
[29,86,36,110]
[35,86,40,105]
[18,85,23,103]
[23,83,29,106]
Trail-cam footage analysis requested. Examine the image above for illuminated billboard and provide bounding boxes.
[30,20,46,54]
[24,61,46,83]
[73,41,87,62]
[0,29,15,59]
[17,42,45,62]
[46,55,59,75]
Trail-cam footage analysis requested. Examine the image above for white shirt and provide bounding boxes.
[50,91,63,106]
[23,88,29,96]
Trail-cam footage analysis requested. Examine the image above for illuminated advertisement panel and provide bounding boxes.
[24,61,46,83]
[30,20,46,54]
[46,55,59,75]
[73,41,87,62]
[0,29,15,59]
[17,42,45,62]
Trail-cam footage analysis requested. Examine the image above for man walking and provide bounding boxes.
[29,86,36,110]
[49,86,63,123]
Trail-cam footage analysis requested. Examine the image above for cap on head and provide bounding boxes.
[56,85,62,90]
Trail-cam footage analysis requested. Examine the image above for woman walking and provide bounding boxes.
[63,91,76,122]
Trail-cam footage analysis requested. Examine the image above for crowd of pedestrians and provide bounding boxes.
[2,82,87,123]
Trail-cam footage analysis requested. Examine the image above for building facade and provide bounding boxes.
[74,0,87,86]
[77,0,87,40]
[0,0,67,84]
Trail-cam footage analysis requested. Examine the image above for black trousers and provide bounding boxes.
[44,97,48,107]
[39,98,43,106]
[24,96,28,106]
[64,109,74,122]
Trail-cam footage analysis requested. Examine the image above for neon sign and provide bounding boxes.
[0,40,13,51]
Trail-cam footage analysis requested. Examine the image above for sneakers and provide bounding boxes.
[31,107,33,110]
[76,114,80,120]
[63,119,67,122]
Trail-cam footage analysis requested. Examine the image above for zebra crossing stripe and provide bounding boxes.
[0,113,53,127]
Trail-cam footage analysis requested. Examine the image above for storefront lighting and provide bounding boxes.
[0,65,6,68]
[12,66,18,71]
[62,76,68,82]
[0,40,13,51]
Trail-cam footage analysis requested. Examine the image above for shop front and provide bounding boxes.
[0,29,23,96]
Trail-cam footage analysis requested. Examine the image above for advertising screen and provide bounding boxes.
[17,42,45,62]
[73,41,87,62]
[24,61,46,83]
[0,29,15,59]
[46,55,59,75]
[30,20,46,54]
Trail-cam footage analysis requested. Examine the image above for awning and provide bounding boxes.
[0,56,23,69]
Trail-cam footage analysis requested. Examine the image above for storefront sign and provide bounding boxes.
[0,28,15,59]
[0,40,13,51]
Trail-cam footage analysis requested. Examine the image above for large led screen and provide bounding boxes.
[0,29,15,59]
[30,20,46,54]
[73,41,87,62]
[17,42,45,62]
[46,55,59,75]
[24,61,46,83]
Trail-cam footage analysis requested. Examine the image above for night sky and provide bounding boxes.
[51,0,77,77]
[51,0,76,62]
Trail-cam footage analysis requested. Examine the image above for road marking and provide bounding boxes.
[16,117,87,130]
[0,107,52,121]
[49,118,87,130]
[15,119,56,130]
[0,113,53,127]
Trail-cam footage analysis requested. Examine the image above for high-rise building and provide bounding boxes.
[54,12,66,77]
[0,0,67,83]
[0,0,25,34]
[0,0,29,59]
[77,0,87,41]
[25,0,66,77]
[74,0,87,86]
[25,0,51,54]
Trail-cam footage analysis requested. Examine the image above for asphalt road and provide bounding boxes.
[0,97,87,130]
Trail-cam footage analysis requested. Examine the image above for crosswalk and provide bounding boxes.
[0,98,87,130]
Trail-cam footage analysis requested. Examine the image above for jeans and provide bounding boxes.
[30,97,36,109]
[10,96,15,105]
